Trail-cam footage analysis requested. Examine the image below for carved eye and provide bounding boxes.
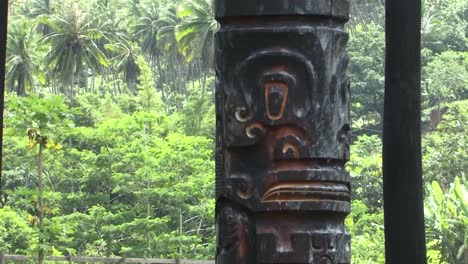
[246,123,265,139]
[235,106,251,123]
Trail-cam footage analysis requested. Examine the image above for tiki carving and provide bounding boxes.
[215,1,351,263]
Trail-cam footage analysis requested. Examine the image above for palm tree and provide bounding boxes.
[28,0,54,35]
[133,0,161,64]
[6,20,38,96]
[42,1,110,99]
[175,0,219,97]
[105,38,141,95]
[175,0,218,70]
[129,0,173,101]
[92,0,136,95]
[157,4,189,101]
[157,4,179,56]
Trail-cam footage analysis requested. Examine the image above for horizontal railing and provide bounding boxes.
[0,253,214,264]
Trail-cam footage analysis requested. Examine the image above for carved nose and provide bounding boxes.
[265,81,288,120]
[268,86,284,116]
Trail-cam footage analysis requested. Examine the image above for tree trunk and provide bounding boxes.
[17,79,26,96]
[37,141,45,264]
[179,210,183,258]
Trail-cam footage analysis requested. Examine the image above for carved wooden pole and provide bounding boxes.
[215,1,351,263]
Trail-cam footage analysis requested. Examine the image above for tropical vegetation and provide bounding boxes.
[1,0,467,263]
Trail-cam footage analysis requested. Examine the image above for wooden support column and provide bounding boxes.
[214,1,351,263]
[0,0,9,206]
[383,0,427,263]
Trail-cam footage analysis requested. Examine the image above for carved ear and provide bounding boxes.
[227,175,254,200]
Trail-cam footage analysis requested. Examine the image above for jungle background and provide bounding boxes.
[0,0,466,263]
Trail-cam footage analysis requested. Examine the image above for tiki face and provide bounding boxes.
[216,29,351,213]
[215,2,352,262]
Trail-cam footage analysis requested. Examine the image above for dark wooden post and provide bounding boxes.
[0,0,9,207]
[214,1,351,263]
[383,0,427,263]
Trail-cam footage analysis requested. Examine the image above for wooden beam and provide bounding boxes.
[383,0,427,263]
[0,0,9,207]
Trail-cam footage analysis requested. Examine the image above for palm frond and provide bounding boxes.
[175,0,218,69]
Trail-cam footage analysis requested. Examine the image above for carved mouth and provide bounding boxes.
[262,182,350,202]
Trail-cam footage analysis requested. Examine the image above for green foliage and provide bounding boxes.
[175,77,215,138]
[347,135,382,211]
[422,0,467,52]
[423,51,468,106]
[422,100,468,186]
[425,177,468,263]
[0,207,36,254]
[346,201,385,263]
[4,94,73,133]
[1,93,215,258]
[348,23,385,127]
[135,55,163,111]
